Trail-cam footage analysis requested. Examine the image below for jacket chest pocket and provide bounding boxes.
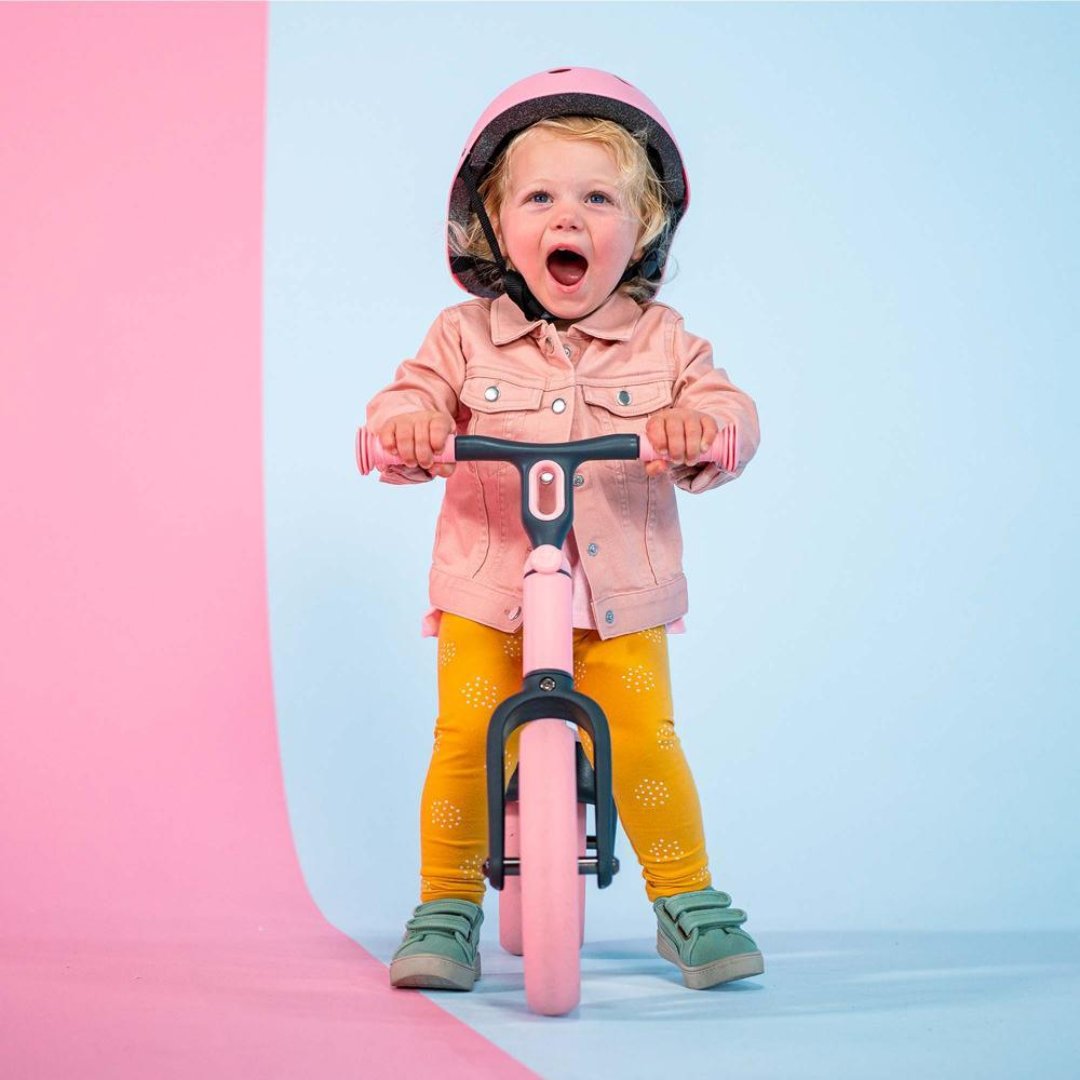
[460,375,544,439]
[581,377,674,481]
[581,377,673,433]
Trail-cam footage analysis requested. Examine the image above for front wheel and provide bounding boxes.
[520,719,581,1015]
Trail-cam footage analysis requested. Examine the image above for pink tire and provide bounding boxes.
[499,801,523,955]
[520,719,581,1015]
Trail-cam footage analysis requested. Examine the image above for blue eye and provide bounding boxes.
[529,191,551,204]
[587,192,612,205]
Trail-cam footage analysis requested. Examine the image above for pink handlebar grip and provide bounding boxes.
[638,424,737,472]
[355,426,457,475]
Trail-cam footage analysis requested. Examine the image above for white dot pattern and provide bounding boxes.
[648,837,685,862]
[458,854,485,881]
[503,634,522,661]
[429,799,463,829]
[439,640,457,668]
[622,664,656,694]
[460,675,500,711]
[657,723,677,750]
[634,777,670,808]
[574,657,588,684]
[642,627,665,645]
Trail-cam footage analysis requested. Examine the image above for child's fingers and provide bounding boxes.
[683,415,706,465]
[699,415,719,457]
[396,421,417,466]
[376,411,453,469]
[429,413,453,452]
[417,412,454,468]
[647,411,717,466]
[646,414,668,455]
[424,414,456,474]
[665,415,687,465]
[413,415,437,469]
[644,459,668,477]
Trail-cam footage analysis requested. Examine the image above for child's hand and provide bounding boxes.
[644,409,718,476]
[379,411,456,477]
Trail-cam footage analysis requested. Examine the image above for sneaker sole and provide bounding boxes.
[390,952,481,991]
[656,932,764,989]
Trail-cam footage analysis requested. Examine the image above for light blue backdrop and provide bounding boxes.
[264,2,1079,945]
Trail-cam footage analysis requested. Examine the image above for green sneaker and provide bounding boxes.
[389,899,484,991]
[654,888,764,989]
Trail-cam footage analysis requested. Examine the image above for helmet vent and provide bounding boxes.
[547,68,571,74]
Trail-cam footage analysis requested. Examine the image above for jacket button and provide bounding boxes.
[587,543,599,556]
[617,389,632,405]
[507,606,521,621]
[563,344,572,359]
[573,473,585,487]
[604,610,615,625]
[484,386,500,402]
[551,398,567,414]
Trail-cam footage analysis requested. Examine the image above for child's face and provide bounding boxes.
[497,129,643,322]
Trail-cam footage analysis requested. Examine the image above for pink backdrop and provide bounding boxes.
[0,6,533,1075]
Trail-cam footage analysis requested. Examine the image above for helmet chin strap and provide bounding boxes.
[503,269,552,324]
[459,163,554,323]
[458,161,663,324]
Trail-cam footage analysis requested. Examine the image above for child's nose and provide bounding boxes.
[552,201,583,230]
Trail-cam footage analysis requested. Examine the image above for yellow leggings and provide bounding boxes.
[419,612,712,904]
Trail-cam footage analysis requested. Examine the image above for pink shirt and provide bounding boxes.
[366,292,760,640]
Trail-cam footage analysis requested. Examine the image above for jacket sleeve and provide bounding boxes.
[365,307,468,486]
[667,315,761,493]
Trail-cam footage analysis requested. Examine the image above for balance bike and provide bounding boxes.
[357,428,725,1015]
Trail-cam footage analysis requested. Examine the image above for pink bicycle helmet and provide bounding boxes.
[448,67,690,320]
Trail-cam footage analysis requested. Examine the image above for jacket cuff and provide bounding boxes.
[378,464,435,486]
[671,423,738,493]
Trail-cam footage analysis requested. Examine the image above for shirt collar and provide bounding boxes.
[490,291,642,346]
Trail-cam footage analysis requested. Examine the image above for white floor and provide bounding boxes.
[365,929,1080,1079]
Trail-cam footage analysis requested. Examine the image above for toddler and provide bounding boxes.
[367,68,762,992]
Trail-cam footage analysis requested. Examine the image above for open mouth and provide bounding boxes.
[546,248,589,287]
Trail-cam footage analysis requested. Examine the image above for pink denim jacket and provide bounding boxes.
[366,292,760,640]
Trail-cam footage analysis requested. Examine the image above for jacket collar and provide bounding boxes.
[490,292,642,346]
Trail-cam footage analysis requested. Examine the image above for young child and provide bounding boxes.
[367,68,762,992]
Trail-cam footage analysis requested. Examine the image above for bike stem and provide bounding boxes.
[521,466,574,675]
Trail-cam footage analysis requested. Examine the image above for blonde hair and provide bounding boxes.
[450,116,672,304]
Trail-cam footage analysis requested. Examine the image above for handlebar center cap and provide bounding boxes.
[528,545,565,574]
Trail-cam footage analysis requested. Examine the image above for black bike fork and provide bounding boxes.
[483,669,620,890]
